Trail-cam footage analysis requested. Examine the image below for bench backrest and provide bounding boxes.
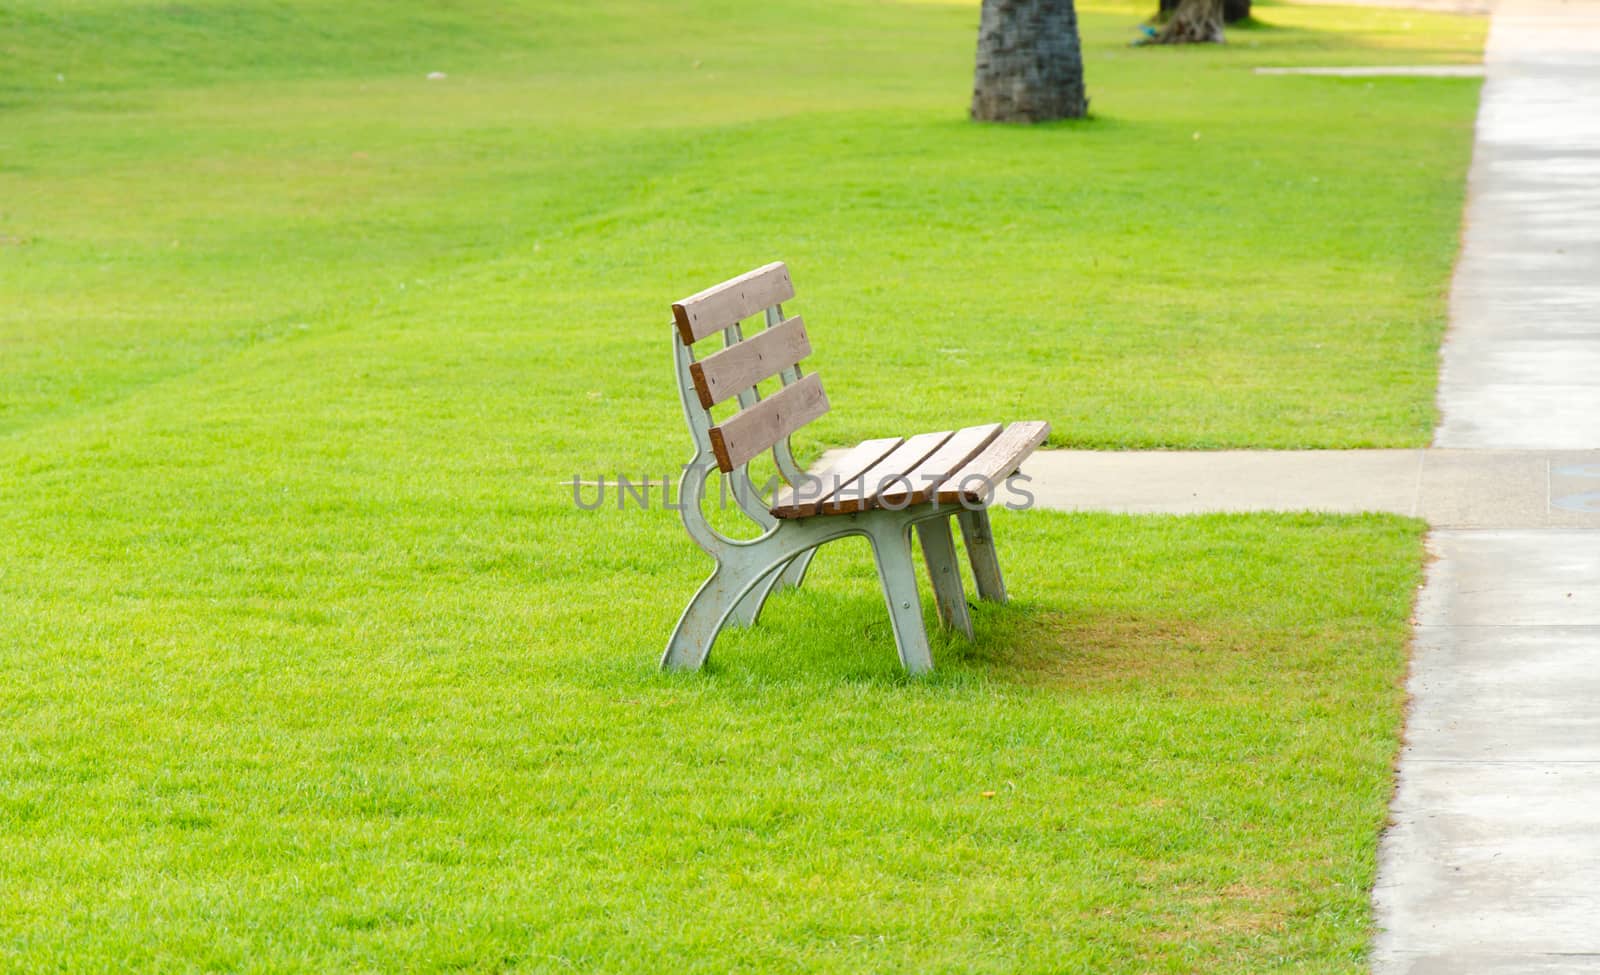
[672,262,829,474]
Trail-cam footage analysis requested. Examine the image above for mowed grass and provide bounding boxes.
[0,0,1484,448]
[0,0,1476,971]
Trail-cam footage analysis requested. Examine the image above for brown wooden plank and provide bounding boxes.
[933,421,1051,505]
[706,373,829,473]
[672,262,795,345]
[876,423,1004,508]
[820,430,953,515]
[688,316,810,410]
[770,436,904,519]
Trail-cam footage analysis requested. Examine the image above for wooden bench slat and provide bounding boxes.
[688,316,810,410]
[770,436,904,519]
[876,423,1005,508]
[820,431,954,516]
[673,262,796,345]
[933,421,1051,505]
[707,372,829,473]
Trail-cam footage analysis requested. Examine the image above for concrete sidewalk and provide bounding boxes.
[1023,449,1600,528]
[1284,0,1491,12]
[1372,1,1600,971]
[1434,0,1600,449]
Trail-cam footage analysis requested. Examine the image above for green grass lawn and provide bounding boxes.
[0,0,1479,970]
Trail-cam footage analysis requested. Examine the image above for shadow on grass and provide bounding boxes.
[958,603,1257,690]
[656,574,1255,695]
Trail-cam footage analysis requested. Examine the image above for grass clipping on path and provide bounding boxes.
[0,0,1474,970]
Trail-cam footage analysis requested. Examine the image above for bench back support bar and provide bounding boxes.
[672,262,795,345]
[672,263,829,476]
[689,315,811,409]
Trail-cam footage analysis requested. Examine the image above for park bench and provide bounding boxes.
[663,262,1050,674]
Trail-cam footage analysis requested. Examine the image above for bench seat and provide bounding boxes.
[770,421,1050,519]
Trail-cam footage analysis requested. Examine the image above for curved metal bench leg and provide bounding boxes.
[777,548,816,591]
[957,507,1008,604]
[728,548,818,627]
[868,521,934,675]
[663,521,850,669]
[915,517,973,639]
[728,562,786,627]
[662,566,747,670]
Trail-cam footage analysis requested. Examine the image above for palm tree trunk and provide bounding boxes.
[1153,0,1225,43]
[971,0,1089,123]
[1158,0,1251,23]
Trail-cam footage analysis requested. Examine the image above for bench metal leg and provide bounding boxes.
[662,567,744,670]
[778,548,816,591]
[915,517,973,639]
[728,548,817,627]
[728,563,784,628]
[957,508,1008,603]
[868,523,934,675]
[663,516,863,670]
[664,507,950,674]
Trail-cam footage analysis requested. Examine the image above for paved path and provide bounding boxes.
[1283,0,1491,13]
[1373,2,1600,971]
[1435,0,1600,449]
[1024,449,1600,527]
[1255,66,1486,76]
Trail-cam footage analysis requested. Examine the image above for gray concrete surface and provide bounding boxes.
[1374,532,1600,973]
[1435,0,1600,449]
[1020,449,1600,527]
[1283,0,1492,12]
[1374,1,1600,970]
[1255,65,1486,76]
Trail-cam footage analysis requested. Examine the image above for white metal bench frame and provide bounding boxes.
[661,263,1045,674]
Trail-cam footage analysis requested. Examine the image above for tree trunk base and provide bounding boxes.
[1150,0,1225,43]
[970,0,1089,123]
[1157,0,1251,23]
